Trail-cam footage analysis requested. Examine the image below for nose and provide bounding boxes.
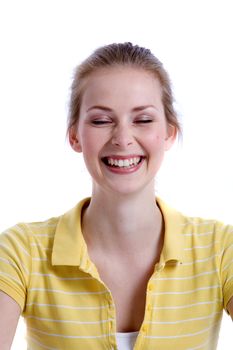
[111,123,134,147]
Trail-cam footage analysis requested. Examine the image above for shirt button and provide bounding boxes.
[148,284,153,291]
[142,324,147,332]
[147,303,152,311]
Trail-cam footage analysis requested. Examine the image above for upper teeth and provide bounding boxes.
[107,157,141,167]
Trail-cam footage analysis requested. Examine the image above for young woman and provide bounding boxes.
[0,42,233,350]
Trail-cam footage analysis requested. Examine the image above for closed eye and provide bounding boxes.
[134,120,153,124]
[91,120,112,125]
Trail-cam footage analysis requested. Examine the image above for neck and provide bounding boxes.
[81,186,163,256]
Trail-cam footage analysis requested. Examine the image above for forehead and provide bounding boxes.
[80,66,163,109]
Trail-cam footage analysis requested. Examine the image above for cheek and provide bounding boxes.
[145,132,165,148]
[81,129,104,155]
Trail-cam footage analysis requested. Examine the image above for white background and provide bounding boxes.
[0,0,232,348]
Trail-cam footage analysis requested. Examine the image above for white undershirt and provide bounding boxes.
[116,331,139,350]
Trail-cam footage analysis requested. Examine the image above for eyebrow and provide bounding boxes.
[86,105,158,113]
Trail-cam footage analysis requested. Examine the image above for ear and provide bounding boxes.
[165,124,177,151]
[69,126,82,153]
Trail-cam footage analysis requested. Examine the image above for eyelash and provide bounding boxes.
[135,120,153,124]
[91,120,112,125]
[91,119,153,125]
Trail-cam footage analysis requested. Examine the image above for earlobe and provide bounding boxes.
[69,126,82,153]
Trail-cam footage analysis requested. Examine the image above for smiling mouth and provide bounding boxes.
[101,156,145,168]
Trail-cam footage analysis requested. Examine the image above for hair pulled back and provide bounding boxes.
[67,42,181,135]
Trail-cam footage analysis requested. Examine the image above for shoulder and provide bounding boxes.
[0,197,90,255]
[23,216,59,242]
[180,214,233,243]
[158,198,233,252]
[158,197,232,234]
[160,197,233,239]
[0,216,60,255]
[175,208,233,267]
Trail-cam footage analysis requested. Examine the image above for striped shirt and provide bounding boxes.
[0,197,233,349]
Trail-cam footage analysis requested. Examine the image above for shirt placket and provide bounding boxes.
[134,262,166,350]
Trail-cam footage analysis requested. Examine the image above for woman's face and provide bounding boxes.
[69,66,176,196]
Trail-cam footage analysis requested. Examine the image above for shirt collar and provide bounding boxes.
[52,197,185,267]
[52,198,91,268]
[156,198,185,264]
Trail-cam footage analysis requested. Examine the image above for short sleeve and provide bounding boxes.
[219,223,233,311]
[0,224,31,312]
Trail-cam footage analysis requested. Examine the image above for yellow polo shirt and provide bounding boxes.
[0,198,233,349]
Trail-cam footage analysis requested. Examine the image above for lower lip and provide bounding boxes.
[103,158,145,174]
